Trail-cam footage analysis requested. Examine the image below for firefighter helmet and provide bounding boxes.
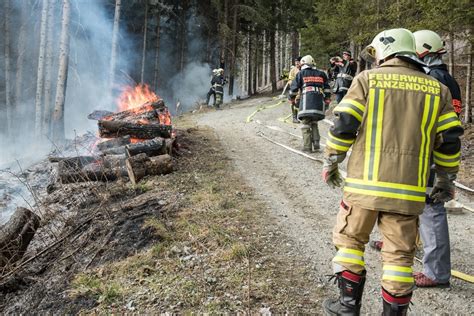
[212,69,218,75]
[301,55,315,66]
[217,68,224,74]
[363,28,416,63]
[413,30,447,58]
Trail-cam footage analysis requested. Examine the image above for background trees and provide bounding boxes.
[0,0,472,153]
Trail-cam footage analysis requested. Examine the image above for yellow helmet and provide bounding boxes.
[362,28,416,63]
[413,30,447,58]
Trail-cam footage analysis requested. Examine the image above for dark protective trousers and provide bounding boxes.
[206,88,215,105]
[419,201,451,283]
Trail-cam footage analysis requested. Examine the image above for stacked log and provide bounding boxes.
[50,99,175,186]
[126,153,173,185]
[0,207,40,269]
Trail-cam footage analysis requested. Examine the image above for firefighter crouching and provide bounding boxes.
[288,56,302,123]
[321,28,463,315]
[290,55,331,152]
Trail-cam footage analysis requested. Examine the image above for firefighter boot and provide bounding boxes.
[382,288,412,316]
[312,122,320,151]
[323,270,366,316]
[301,124,312,152]
[292,106,299,123]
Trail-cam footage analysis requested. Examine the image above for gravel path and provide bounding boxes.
[193,96,474,314]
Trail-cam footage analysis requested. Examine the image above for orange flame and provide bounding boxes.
[117,84,160,112]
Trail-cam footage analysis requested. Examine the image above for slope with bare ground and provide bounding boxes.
[194,95,474,314]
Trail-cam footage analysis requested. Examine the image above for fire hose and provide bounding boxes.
[245,100,285,123]
[256,129,474,284]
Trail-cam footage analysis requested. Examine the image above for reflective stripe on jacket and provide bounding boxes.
[325,58,463,215]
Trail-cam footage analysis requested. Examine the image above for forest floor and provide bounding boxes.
[0,94,473,314]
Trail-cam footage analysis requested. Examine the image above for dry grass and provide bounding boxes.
[67,120,323,313]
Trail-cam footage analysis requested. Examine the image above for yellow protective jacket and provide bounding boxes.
[325,58,463,215]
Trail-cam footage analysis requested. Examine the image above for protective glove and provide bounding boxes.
[429,171,456,203]
[322,153,346,188]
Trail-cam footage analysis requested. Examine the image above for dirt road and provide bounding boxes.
[194,96,474,314]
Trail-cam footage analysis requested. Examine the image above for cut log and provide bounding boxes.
[49,155,96,164]
[99,99,165,122]
[97,135,131,151]
[87,110,114,120]
[59,162,128,183]
[126,153,173,185]
[125,137,165,157]
[100,145,127,155]
[0,207,40,270]
[98,120,172,139]
[57,155,127,184]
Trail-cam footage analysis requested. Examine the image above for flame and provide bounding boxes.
[117,84,160,112]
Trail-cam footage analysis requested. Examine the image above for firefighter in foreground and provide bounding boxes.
[370,30,464,289]
[321,28,463,315]
[289,55,331,152]
[288,56,302,123]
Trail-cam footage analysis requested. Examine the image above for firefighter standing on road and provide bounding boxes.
[333,51,358,103]
[370,30,464,289]
[206,69,219,106]
[321,28,463,315]
[288,56,302,123]
[289,55,331,152]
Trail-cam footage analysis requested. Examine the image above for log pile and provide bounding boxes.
[49,99,176,186]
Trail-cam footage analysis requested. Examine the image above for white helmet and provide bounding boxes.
[300,55,315,66]
[363,28,416,63]
[217,68,224,75]
[413,30,447,58]
[212,69,218,75]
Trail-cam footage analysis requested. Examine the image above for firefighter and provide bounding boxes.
[333,51,358,103]
[369,30,464,289]
[321,28,463,315]
[288,56,302,123]
[206,69,219,106]
[289,55,331,152]
[213,68,226,109]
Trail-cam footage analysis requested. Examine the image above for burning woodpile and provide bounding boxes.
[50,84,176,186]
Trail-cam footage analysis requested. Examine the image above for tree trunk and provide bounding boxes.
[126,153,173,185]
[0,207,40,270]
[42,0,56,136]
[109,0,121,98]
[465,44,472,123]
[52,0,71,142]
[247,29,252,95]
[179,0,189,72]
[291,31,299,61]
[448,31,454,75]
[34,0,50,137]
[3,0,12,136]
[14,0,28,127]
[252,33,258,94]
[153,12,161,92]
[269,28,277,93]
[228,1,238,96]
[140,2,148,84]
[261,30,266,88]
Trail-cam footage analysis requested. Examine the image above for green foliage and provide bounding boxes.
[300,0,473,66]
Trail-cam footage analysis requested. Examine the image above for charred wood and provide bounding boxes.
[125,137,165,157]
[98,120,172,139]
[0,207,40,271]
[97,135,131,150]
